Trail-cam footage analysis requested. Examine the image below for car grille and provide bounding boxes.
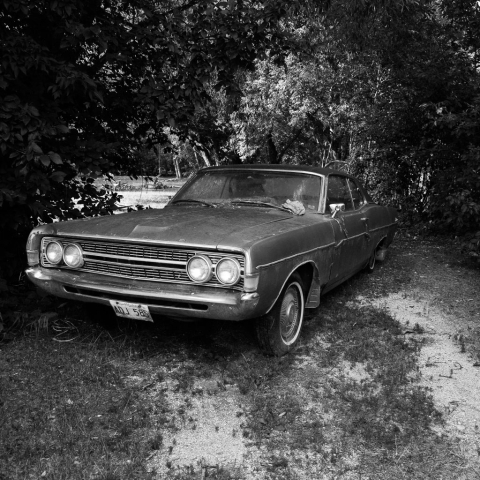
[81,242,192,263]
[41,237,245,290]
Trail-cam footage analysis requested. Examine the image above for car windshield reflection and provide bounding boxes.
[170,170,323,212]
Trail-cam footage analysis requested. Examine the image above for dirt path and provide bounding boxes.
[366,291,480,462]
[364,239,480,467]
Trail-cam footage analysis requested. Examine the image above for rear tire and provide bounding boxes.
[255,273,305,356]
[365,249,376,274]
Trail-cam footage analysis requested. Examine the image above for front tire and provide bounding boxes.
[255,273,305,356]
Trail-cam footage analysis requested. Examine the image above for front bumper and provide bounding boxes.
[26,266,261,321]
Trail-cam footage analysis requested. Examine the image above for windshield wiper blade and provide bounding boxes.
[171,199,216,208]
[229,200,290,212]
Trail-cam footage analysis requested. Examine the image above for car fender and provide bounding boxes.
[258,260,321,315]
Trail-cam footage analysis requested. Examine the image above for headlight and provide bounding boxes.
[187,255,212,283]
[215,257,241,285]
[63,244,84,268]
[45,241,63,264]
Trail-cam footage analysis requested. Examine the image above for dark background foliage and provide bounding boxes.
[1,0,479,280]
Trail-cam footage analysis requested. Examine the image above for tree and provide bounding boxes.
[0,0,290,278]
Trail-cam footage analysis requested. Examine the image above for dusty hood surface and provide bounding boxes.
[43,206,310,250]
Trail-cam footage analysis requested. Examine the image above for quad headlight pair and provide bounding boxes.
[187,255,241,286]
[44,240,84,268]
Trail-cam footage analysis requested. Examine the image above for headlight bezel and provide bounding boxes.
[63,243,84,268]
[215,257,241,286]
[186,254,213,283]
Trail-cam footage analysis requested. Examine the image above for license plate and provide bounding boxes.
[110,301,153,322]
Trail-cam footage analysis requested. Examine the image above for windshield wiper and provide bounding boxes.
[170,199,216,208]
[229,200,290,212]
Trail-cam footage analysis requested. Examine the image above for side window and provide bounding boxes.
[326,176,354,211]
[347,178,365,210]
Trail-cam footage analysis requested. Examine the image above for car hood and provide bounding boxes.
[44,206,306,250]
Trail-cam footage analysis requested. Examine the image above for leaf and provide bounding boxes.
[50,171,67,182]
[49,152,63,164]
[56,124,70,134]
[40,155,51,166]
[32,142,43,154]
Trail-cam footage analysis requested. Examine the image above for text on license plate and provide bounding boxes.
[110,301,153,322]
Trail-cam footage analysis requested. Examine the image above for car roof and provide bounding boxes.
[201,164,355,178]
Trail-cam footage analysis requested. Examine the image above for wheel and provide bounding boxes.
[365,249,376,274]
[375,247,387,262]
[255,273,305,356]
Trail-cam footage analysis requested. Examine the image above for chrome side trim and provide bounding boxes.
[334,222,397,249]
[369,222,397,233]
[255,242,336,270]
[334,232,365,249]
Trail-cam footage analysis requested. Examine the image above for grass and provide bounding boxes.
[0,316,168,479]
[116,190,174,209]
[232,301,466,479]
[0,294,256,480]
[91,175,185,209]
[1,235,478,479]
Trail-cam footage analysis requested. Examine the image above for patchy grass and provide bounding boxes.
[166,464,245,480]
[0,292,257,480]
[0,314,170,479]
[1,235,478,479]
[234,302,466,478]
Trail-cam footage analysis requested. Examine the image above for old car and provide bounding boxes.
[25,165,397,355]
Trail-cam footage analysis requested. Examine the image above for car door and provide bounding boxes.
[325,174,369,282]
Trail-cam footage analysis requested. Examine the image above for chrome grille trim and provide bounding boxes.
[82,252,186,266]
[40,237,245,290]
[80,242,193,263]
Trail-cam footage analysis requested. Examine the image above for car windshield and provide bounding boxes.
[171,170,322,212]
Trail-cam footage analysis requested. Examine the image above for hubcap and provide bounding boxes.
[280,286,301,343]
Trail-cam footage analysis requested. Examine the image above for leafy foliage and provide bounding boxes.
[0,0,289,278]
[1,0,479,279]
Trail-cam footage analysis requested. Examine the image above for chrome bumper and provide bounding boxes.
[26,266,260,321]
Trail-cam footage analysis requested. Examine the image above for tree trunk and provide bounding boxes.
[156,144,162,176]
[267,131,279,164]
[193,150,201,168]
[173,158,181,179]
[199,149,211,167]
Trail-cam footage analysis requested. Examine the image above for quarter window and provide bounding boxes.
[347,178,365,210]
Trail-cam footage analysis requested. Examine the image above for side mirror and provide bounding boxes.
[329,203,345,218]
